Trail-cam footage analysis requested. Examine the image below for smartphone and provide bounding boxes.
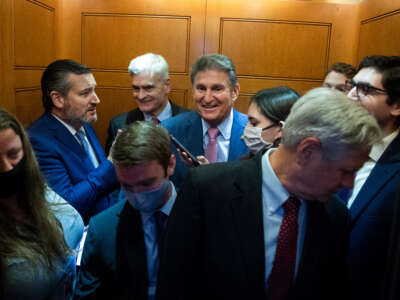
[169,135,200,166]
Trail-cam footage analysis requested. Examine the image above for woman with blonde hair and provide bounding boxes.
[0,108,84,299]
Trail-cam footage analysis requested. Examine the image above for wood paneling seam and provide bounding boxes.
[361,9,400,25]
[24,0,54,12]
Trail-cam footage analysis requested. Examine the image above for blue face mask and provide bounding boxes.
[123,179,170,213]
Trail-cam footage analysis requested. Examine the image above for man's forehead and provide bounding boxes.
[132,72,162,85]
[68,72,96,88]
[354,67,383,86]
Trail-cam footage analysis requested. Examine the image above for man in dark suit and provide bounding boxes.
[162,54,248,189]
[75,121,177,300]
[344,55,400,300]
[28,59,119,224]
[157,88,382,300]
[105,53,188,154]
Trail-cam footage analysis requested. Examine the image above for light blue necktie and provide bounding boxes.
[75,130,96,167]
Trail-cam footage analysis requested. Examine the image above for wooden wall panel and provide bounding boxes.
[0,0,15,112]
[82,14,190,73]
[14,88,43,127]
[14,0,55,67]
[358,11,400,61]
[205,0,359,99]
[12,0,58,127]
[220,19,330,80]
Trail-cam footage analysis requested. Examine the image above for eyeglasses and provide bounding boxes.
[261,123,277,131]
[345,80,387,97]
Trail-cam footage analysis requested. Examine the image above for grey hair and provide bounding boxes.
[128,53,169,81]
[281,87,382,160]
[190,54,238,88]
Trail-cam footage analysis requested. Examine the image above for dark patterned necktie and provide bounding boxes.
[266,196,300,300]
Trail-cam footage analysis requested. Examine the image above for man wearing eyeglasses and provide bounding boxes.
[344,55,400,300]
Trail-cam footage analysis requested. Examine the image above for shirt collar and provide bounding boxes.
[143,100,172,122]
[201,108,233,140]
[369,129,399,162]
[51,113,83,136]
[140,181,177,223]
[262,148,300,214]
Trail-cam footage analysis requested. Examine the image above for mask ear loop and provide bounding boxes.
[273,121,285,147]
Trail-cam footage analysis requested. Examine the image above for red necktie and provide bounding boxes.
[204,127,219,163]
[266,196,300,300]
[152,117,160,125]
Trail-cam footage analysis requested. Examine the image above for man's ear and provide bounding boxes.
[390,101,400,117]
[164,78,171,94]
[167,153,176,177]
[296,137,322,166]
[50,91,65,110]
[231,83,240,102]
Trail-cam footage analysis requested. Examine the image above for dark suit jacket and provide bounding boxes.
[157,153,350,300]
[348,133,400,300]
[74,201,148,300]
[105,100,189,154]
[161,109,249,189]
[28,113,118,224]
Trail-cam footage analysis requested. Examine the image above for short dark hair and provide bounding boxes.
[250,86,300,124]
[111,121,171,173]
[190,54,237,88]
[41,59,91,112]
[325,62,356,79]
[358,55,400,106]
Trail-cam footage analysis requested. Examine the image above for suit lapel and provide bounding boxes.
[84,124,106,163]
[181,112,204,156]
[350,134,400,222]
[294,202,325,283]
[230,154,265,292]
[229,109,248,160]
[116,202,148,299]
[170,100,180,116]
[45,114,87,158]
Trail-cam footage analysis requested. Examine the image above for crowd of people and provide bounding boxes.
[1,52,400,300]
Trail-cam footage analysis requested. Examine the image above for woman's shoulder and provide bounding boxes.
[46,188,84,250]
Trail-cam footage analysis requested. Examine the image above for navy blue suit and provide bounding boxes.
[28,113,118,224]
[74,201,148,300]
[161,109,249,189]
[348,133,400,299]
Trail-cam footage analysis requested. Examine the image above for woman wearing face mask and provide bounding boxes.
[241,86,300,156]
[0,109,84,299]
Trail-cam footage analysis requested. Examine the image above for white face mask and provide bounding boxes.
[241,126,274,154]
[123,179,170,213]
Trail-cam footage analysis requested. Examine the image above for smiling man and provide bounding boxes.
[162,54,248,188]
[105,53,188,154]
[157,88,381,300]
[28,59,119,224]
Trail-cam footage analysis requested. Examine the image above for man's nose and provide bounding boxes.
[91,92,100,104]
[347,87,359,101]
[203,89,213,102]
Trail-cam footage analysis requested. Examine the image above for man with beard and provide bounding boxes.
[28,59,119,224]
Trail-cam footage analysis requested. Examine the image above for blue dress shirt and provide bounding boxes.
[140,182,177,300]
[261,149,307,288]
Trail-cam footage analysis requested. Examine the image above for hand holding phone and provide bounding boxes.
[169,135,201,167]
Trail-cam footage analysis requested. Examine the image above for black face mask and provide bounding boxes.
[0,156,26,198]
